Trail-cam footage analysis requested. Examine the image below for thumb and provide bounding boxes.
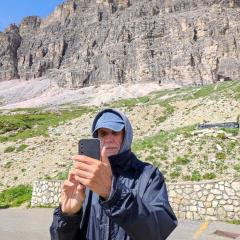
[101,146,109,164]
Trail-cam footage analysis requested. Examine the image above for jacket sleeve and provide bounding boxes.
[100,168,177,240]
[49,206,83,240]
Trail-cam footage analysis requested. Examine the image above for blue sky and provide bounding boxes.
[0,0,65,31]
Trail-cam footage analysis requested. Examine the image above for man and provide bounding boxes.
[50,108,177,240]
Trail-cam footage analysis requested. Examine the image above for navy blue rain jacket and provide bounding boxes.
[50,109,177,240]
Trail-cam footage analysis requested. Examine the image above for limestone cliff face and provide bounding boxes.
[0,24,21,80]
[0,0,240,87]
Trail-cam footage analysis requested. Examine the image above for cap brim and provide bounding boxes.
[93,122,124,136]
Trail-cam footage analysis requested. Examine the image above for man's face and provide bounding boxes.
[97,128,124,157]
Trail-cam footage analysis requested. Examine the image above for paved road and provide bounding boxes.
[0,208,239,240]
[0,208,53,240]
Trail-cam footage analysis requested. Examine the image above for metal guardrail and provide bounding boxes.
[197,122,239,129]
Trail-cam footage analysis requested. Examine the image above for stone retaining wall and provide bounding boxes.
[167,178,240,221]
[31,180,63,207]
[31,178,240,221]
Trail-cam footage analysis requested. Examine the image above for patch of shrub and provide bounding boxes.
[16,144,28,152]
[216,152,226,160]
[175,155,191,165]
[4,146,15,153]
[234,164,240,172]
[216,133,226,140]
[228,220,240,225]
[226,141,237,154]
[0,185,32,207]
[4,161,12,168]
[169,166,182,179]
[0,107,94,142]
[202,172,216,180]
[191,170,201,181]
[170,171,181,178]
[182,175,191,181]
[160,155,168,161]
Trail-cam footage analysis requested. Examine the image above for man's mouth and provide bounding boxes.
[106,147,117,150]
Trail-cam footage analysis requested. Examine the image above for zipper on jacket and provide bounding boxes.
[105,216,110,240]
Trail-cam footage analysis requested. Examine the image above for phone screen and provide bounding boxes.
[78,138,100,160]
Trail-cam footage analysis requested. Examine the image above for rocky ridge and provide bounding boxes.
[1,0,240,87]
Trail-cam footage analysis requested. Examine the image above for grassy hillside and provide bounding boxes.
[0,80,240,193]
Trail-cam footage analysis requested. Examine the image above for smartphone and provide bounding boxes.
[78,138,100,160]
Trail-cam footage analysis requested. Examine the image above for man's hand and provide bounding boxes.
[72,147,112,199]
[61,171,86,215]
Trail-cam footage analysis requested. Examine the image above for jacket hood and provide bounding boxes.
[92,108,133,154]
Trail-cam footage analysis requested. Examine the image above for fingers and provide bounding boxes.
[77,184,86,191]
[62,179,76,193]
[74,175,96,188]
[68,170,78,182]
[73,156,101,174]
[74,161,94,172]
[72,155,97,164]
[63,180,74,187]
[66,170,87,188]
[101,146,106,162]
[67,167,96,188]
[101,146,110,165]
[65,152,111,194]
[73,168,93,179]
[62,178,86,192]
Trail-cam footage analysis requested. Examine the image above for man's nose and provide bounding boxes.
[105,133,114,142]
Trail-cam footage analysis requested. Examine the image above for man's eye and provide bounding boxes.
[99,132,106,137]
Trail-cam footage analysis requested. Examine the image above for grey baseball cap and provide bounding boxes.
[92,111,125,136]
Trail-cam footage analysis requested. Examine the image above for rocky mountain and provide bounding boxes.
[0,0,240,88]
